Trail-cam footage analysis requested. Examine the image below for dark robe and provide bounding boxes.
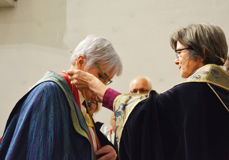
[115,65,229,160]
[0,71,114,160]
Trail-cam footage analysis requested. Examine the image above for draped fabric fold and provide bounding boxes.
[0,71,95,160]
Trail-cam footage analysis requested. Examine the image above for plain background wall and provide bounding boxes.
[0,0,229,136]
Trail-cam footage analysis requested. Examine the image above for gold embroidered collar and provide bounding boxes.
[186,64,229,91]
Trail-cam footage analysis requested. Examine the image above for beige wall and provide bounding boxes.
[1,0,229,136]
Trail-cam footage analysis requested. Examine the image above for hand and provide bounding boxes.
[67,69,93,89]
[67,69,108,101]
[95,145,117,160]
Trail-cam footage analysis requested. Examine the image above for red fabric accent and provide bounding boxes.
[60,72,81,108]
[110,129,113,136]
[60,72,100,151]
[88,129,95,152]
[93,127,101,150]
[0,137,2,142]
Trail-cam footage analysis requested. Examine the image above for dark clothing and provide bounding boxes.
[119,82,229,160]
[95,122,119,160]
[95,122,117,150]
[107,65,229,160]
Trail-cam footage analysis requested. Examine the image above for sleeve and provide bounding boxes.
[102,88,121,111]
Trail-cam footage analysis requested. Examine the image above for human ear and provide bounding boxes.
[75,55,86,70]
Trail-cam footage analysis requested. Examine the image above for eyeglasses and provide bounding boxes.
[88,100,98,108]
[95,63,112,85]
[130,89,150,94]
[175,47,192,58]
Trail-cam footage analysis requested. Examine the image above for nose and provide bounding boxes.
[137,90,144,94]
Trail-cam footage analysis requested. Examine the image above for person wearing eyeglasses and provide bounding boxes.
[68,24,229,160]
[129,76,152,94]
[0,35,122,160]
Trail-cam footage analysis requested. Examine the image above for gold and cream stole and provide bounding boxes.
[113,94,148,150]
[186,64,229,112]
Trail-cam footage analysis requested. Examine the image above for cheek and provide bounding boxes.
[180,56,190,70]
[181,61,198,78]
[180,61,190,78]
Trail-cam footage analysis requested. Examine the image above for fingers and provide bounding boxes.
[68,69,95,86]
[67,70,81,81]
[66,69,107,101]
[67,69,88,88]
[96,145,117,160]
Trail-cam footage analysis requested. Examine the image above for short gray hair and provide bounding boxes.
[71,35,122,76]
[170,24,228,65]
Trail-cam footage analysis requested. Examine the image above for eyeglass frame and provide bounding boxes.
[95,63,112,85]
[175,47,192,59]
[130,89,150,94]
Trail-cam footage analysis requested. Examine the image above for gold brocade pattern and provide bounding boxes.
[113,94,148,150]
[186,64,229,91]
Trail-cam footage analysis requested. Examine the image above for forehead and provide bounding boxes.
[131,79,149,88]
[176,41,186,49]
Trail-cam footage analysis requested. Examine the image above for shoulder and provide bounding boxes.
[158,82,208,100]
[29,81,64,98]
[20,81,68,113]
[165,82,207,94]
[33,81,61,92]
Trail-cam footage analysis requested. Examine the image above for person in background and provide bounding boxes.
[100,76,153,149]
[129,76,152,94]
[68,24,229,160]
[0,35,122,160]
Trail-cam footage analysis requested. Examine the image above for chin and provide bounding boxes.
[181,72,189,78]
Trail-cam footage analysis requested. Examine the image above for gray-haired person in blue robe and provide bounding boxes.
[0,35,123,160]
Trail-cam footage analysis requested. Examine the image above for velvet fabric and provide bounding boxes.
[119,82,229,160]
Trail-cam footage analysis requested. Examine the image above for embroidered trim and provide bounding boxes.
[207,83,229,112]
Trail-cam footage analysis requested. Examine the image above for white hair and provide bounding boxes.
[71,35,122,76]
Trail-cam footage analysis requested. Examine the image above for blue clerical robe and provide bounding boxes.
[0,71,95,160]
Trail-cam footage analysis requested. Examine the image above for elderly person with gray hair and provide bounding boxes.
[68,24,229,160]
[0,35,122,160]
